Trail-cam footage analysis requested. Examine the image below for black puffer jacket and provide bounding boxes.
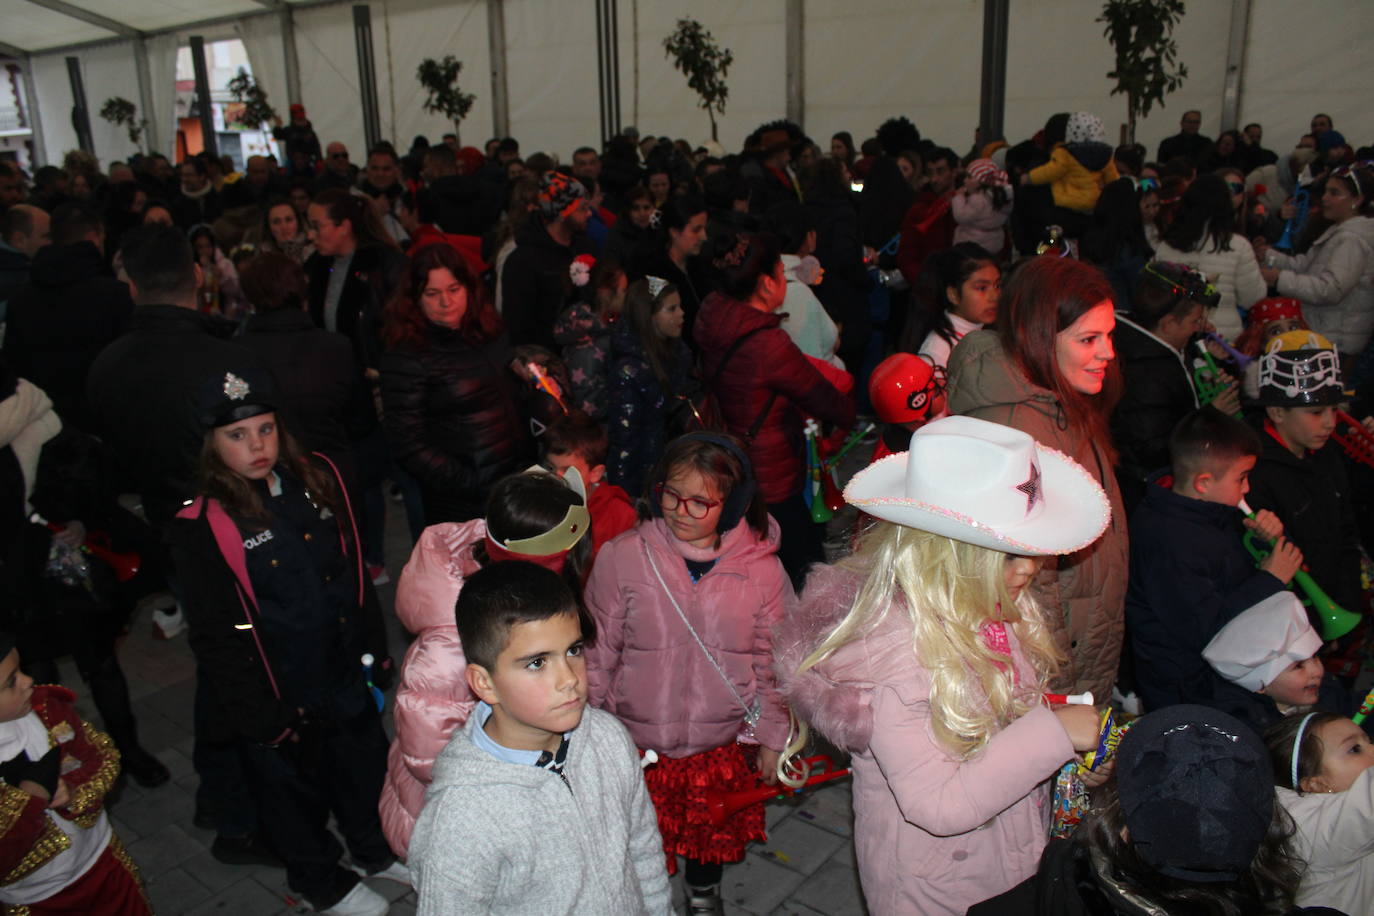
[807,192,872,371]
[500,221,592,351]
[2,241,134,431]
[1110,317,1198,510]
[237,308,377,454]
[1246,428,1363,614]
[379,327,534,523]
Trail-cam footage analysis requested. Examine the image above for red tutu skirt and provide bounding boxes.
[641,742,767,874]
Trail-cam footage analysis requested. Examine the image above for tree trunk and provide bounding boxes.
[708,109,718,142]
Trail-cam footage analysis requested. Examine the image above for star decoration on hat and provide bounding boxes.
[1016,461,1042,514]
[223,372,250,401]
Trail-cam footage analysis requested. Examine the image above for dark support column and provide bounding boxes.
[189,36,217,158]
[487,0,509,139]
[785,0,803,126]
[65,56,94,154]
[978,0,1009,142]
[595,0,621,143]
[352,4,382,149]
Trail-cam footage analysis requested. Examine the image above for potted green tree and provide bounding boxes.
[417,56,477,143]
[663,18,733,142]
[99,97,147,151]
[1099,0,1189,144]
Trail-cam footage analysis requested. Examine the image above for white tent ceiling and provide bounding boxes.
[0,0,313,53]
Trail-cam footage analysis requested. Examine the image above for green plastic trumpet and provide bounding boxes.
[1238,500,1361,641]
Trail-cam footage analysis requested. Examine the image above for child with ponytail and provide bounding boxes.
[774,416,1110,915]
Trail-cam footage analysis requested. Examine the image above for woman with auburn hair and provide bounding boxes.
[947,255,1129,702]
[380,244,533,523]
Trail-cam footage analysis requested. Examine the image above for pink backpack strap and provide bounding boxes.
[180,496,284,701]
[312,450,366,607]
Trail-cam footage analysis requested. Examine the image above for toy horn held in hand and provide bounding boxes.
[1332,409,1374,470]
[1238,500,1361,641]
[30,514,141,583]
[702,754,850,827]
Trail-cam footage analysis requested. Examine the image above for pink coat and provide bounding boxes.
[775,563,1075,916]
[951,188,1013,256]
[379,520,483,859]
[584,517,793,757]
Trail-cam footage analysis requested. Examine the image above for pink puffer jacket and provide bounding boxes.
[379,520,484,859]
[583,516,794,757]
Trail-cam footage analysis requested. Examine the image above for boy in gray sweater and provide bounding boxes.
[408,561,671,915]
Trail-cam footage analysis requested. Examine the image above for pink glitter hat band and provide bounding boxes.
[844,416,1111,556]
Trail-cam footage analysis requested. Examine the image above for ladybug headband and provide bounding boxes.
[1141,261,1221,309]
[1247,297,1304,327]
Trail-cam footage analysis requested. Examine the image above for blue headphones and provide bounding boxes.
[652,432,758,532]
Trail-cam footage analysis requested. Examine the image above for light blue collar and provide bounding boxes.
[470,701,546,766]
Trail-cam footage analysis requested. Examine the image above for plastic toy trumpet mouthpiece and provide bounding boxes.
[1044,692,1094,706]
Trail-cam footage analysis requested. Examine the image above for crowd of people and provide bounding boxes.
[0,99,1372,916]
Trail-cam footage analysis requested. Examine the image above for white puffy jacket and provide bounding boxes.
[1270,216,1374,354]
[1154,232,1268,341]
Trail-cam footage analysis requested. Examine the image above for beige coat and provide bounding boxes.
[947,330,1130,700]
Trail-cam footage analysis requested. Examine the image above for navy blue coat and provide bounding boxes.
[1126,477,1286,713]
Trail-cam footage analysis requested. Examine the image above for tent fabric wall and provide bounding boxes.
[804,0,981,157]
[18,0,1374,170]
[293,3,369,159]
[236,15,291,132]
[502,0,601,159]
[145,34,181,160]
[619,0,788,156]
[1240,0,1372,154]
[374,0,491,153]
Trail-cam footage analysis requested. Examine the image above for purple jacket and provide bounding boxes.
[775,563,1075,916]
[584,517,793,757]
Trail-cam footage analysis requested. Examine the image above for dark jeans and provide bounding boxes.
[767,491,825,593]
[192,678,258,838]
[239,701,393,909]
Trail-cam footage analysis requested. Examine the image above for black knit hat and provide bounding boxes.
[195,368,279,430]
[1116,705,1272,883]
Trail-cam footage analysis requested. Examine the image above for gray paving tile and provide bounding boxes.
[785,859,868,916]
[145,867,214,916]
[115,779,197,837]
[185,875,292,915]
[755,817,846,877]
[127,822,206,878]
[180,848,283,894]
[772,904,833,916]
[791,781,854,838]
[722,854,808,915]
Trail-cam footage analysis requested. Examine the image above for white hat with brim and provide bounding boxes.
[844,415,1111,556]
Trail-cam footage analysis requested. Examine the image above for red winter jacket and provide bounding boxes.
[696,292,854,504]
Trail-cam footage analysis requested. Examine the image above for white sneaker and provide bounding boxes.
[321,881,389,915]
[152,606,186,640]
[351,859,411,887]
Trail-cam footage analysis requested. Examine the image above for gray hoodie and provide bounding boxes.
[408,706,672,915]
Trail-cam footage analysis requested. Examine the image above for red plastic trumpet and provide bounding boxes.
[702,754,850,827]
[1332,410,1374,470]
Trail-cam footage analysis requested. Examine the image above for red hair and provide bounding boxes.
[384,243,502,349]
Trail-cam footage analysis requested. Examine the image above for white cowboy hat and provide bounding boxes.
[844,415,1110,555]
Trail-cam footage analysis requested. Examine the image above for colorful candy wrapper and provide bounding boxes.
[1049,709,1132,838]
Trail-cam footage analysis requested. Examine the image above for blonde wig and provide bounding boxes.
[782,521,1063,780]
